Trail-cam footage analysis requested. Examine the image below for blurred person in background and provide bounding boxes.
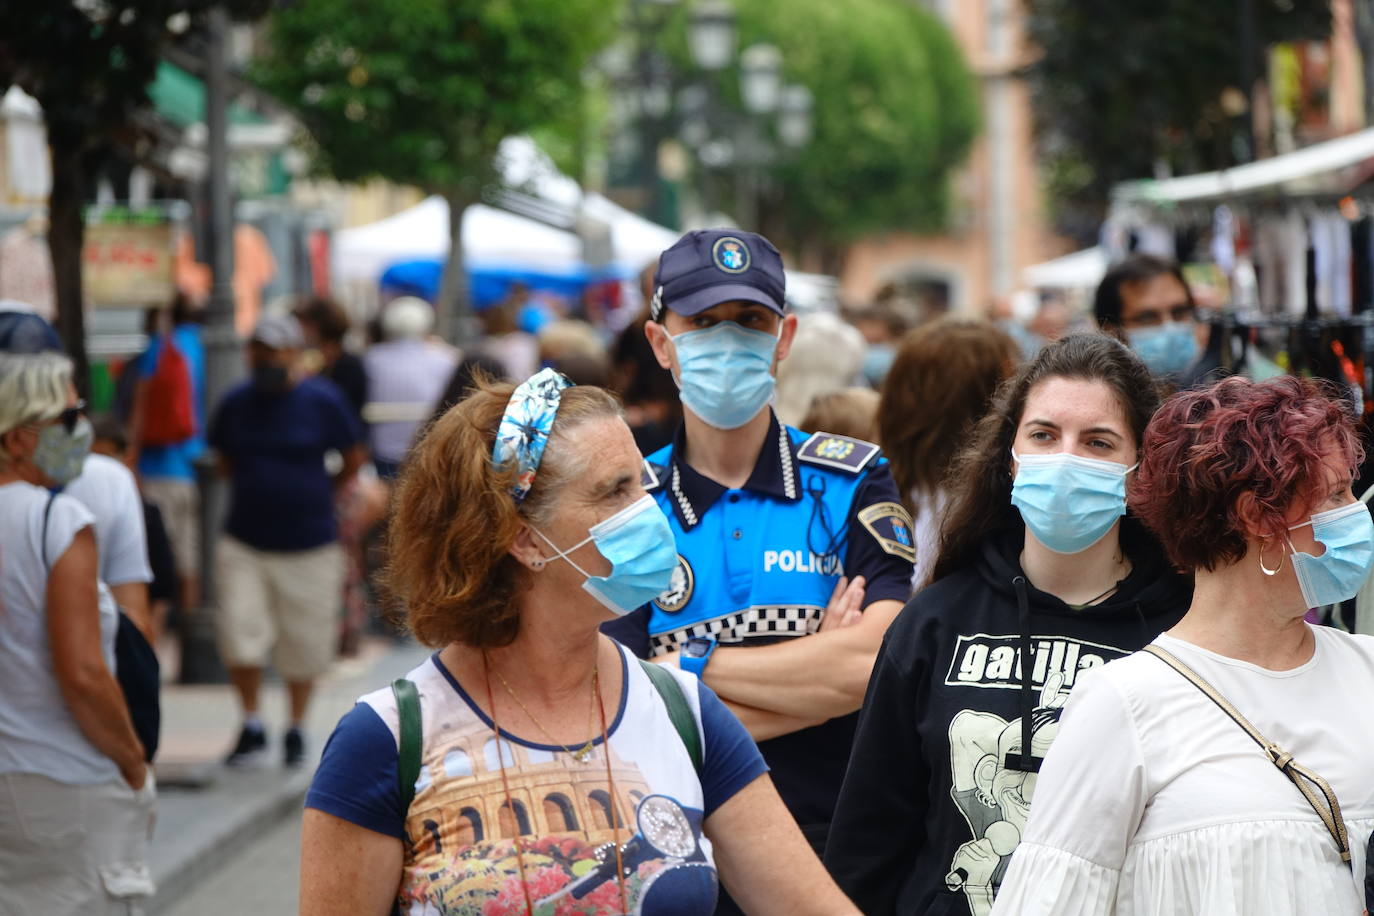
[362,296,457,479]
[476,282,540,380]
[90,414,179,645]
[210,316,366,768]
[0,352,155,915]
[126,292,205,614]
[605,230,916,916]
[295,296,368,427]
[537,317,608,370]
[849,304,910,387]
[878,319,1021,589]
[1094,254,1206,385]
[611,262,682,454]
[825,335,1191,915]
[800,387,880,442]
[295,296,381,656]
[993,376,1374,915]
[774,311,868,428]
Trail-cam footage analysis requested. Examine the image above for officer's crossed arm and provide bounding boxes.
[701,575,869,739]
[690,595,905,725]
[691,466,915,727]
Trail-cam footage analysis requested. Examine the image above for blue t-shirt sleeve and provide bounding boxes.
[312,378,364,451]
[304,702,405,840]
[135,335,161,377]
[207,386,240,454]
[697,679,768,816]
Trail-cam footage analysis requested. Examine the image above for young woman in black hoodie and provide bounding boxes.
[824,334,1192,916]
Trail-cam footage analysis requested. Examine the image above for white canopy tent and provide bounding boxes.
[331,136,835,312]
[1022,247,1109,290]
[1113,127,1374,206]
[331,197,582,284]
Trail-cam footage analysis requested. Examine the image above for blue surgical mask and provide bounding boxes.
[671,322,779,430]
[1011,450,1136,555]
[1286,501,1374,608]
[534,495,679,615]
[862,343,895,386]
[33,416,92,486]
[1126,322,1199,377]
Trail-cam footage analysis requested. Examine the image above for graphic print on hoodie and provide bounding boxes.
[823,528,1191,916]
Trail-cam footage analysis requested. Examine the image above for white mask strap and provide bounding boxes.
[531,526,594,578]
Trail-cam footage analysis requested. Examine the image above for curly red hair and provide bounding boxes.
[1132,375,1363,571]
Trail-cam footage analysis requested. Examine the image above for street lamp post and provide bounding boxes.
[606,0,812,231]
[182,4,238,684]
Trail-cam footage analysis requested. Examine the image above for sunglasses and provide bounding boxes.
[55,400,86,434]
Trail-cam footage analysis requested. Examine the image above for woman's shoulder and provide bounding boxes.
[1313,624,1374,665]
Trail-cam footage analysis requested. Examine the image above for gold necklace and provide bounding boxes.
[489,661,599,762]
[484,657,627,916]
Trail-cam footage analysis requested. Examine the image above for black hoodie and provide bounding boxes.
[823,527,1191,916]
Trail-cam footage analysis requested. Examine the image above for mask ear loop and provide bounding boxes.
[1258,536,1285,576]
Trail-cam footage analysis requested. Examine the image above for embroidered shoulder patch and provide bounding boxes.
[796,431,880,474]
[641,459,665,491]
[857,501,917,563]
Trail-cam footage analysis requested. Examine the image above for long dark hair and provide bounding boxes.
[930,333,1163,582]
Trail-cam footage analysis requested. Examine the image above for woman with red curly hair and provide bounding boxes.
[993,375,1374,915]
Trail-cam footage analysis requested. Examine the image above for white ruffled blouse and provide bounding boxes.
[991,627,1374,916]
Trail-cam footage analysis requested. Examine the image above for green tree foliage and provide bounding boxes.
[658,0,978,252]
[0,0,267,389]
[254,0,620,341]
[1026,0,1331,239]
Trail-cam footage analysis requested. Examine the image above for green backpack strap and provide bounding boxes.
[638,659,703,775]
[391,678,422,813]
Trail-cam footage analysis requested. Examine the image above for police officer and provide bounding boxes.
[604,229,916,908]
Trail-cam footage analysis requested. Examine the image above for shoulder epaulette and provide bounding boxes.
[795,431,880,475]
[641,459,666,491]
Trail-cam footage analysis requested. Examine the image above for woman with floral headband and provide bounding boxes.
[300,369,858,916]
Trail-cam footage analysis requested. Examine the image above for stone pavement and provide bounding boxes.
[147,636,429,914]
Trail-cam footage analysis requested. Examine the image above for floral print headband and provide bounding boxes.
[492,368,573,503]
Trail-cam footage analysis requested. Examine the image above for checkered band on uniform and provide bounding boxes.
[492,368,574,503]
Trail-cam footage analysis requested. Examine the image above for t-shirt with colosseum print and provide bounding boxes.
[306,644,767,915]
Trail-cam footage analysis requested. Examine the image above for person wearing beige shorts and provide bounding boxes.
[207,316,366,769]
[215,535,347,765]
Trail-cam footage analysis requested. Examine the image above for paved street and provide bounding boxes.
[163,812,303,916]
[147,636,429,914]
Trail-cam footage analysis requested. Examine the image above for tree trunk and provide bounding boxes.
[47,133,89,398]
[434,189,476,350]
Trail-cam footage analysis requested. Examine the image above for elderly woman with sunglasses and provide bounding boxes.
[0,352,154,915]
[301,370,858,916]
[992,375,1374,915]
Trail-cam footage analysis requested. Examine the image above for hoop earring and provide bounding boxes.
[1258,537,1284,576]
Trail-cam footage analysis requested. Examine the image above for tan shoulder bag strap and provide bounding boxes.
[1142,644,1352,868]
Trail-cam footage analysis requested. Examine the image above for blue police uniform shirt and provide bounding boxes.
[602,412,916,829]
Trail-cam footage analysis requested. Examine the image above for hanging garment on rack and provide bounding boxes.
[1352,218,1372,314]
[1135,222,1176,259]
[1312,213,1353,317]
[1283,211,1309,318]
[1253,216,1286,314]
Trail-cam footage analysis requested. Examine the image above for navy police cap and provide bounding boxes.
[650,229,786,321]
